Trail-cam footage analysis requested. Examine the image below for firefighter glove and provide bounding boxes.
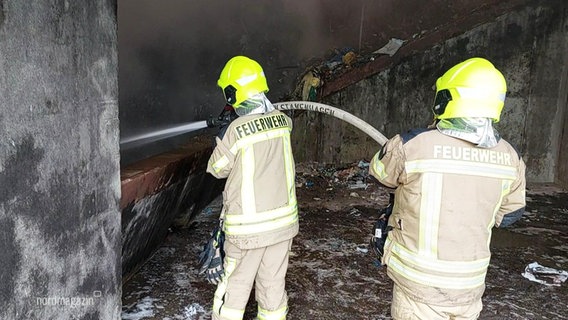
[198,222,225,285]
[217,105,238,140]
[205,246,224,285]
[370,193,394,260]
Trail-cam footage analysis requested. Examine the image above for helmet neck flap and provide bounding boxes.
[234,92,275,117]
[436,117,500,148]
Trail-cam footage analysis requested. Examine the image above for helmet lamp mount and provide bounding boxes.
[223,85,237,106]
[433,89,452,116]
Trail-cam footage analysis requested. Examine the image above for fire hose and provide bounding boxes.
[207,101,388,146]
[201,100,389,276]
[202,101,391,274]
[275,101,392,263]
[274,101,388,146]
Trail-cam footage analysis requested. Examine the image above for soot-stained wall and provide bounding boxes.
[0,1,121,319]
[118,0,531,166]
[292,0,567,183]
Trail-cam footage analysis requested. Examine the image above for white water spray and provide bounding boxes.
[120,101,388,149]
[120,120,209,146]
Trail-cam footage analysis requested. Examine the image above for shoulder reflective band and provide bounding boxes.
[212,155,230,173]
[371,154,388,180]
[406,159,517,180]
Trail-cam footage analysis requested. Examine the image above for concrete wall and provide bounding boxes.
[117,0,532,166]
[555,24,568,188]
[120,136,224,282]
[292,0,568,183]
[0,1,121,319]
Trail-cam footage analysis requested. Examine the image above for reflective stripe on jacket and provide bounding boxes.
[207,110,299,249]
[370,128,526,305]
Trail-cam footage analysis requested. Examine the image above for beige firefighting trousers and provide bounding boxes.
[391,284,482,320]
[212,238,292,320]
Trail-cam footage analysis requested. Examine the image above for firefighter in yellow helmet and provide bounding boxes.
[206,55,298,320]
[370,57,526,319]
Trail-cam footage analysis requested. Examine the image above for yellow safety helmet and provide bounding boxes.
[217,56,269,108]
[433,57,507,122]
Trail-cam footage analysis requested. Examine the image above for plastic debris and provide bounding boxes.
[357,160,370,168]
[300,70,321,101]
[296,160,371,188]
[326,47,356,70]
[348,180,368,189]
[342,51,357,66]
[349,208,361,216]
[356,246,368,253]
[373,38,406,57]
[521,262,568,286]
[372,259,384,268]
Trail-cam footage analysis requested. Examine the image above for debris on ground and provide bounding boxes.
[287,36,411,102]
[122,170,568,319]
[522,262,568,286]
[373,38,406,56]
[295,161,390,211]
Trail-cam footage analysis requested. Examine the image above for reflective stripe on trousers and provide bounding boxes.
[213,257,244,320]
[257,305,288,320]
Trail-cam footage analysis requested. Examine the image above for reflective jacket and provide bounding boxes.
[370,128,526,306]
[207,110,298,249]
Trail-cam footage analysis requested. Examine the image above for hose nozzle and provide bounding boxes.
[208,106,238,129]
[206,116,221,128]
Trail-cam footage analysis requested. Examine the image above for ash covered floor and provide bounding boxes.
[122,162,568,320]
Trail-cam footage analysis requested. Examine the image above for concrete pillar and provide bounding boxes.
[0,1,121,319]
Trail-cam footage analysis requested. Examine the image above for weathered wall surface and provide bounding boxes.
[560,104,568,188]
[292,0,567,183]
[0,1,121,319]
[555,22,568,188]
[118,0,532,166]
[120,136,224,282]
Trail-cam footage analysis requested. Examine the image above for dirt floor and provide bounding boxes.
[122,161,568,320]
